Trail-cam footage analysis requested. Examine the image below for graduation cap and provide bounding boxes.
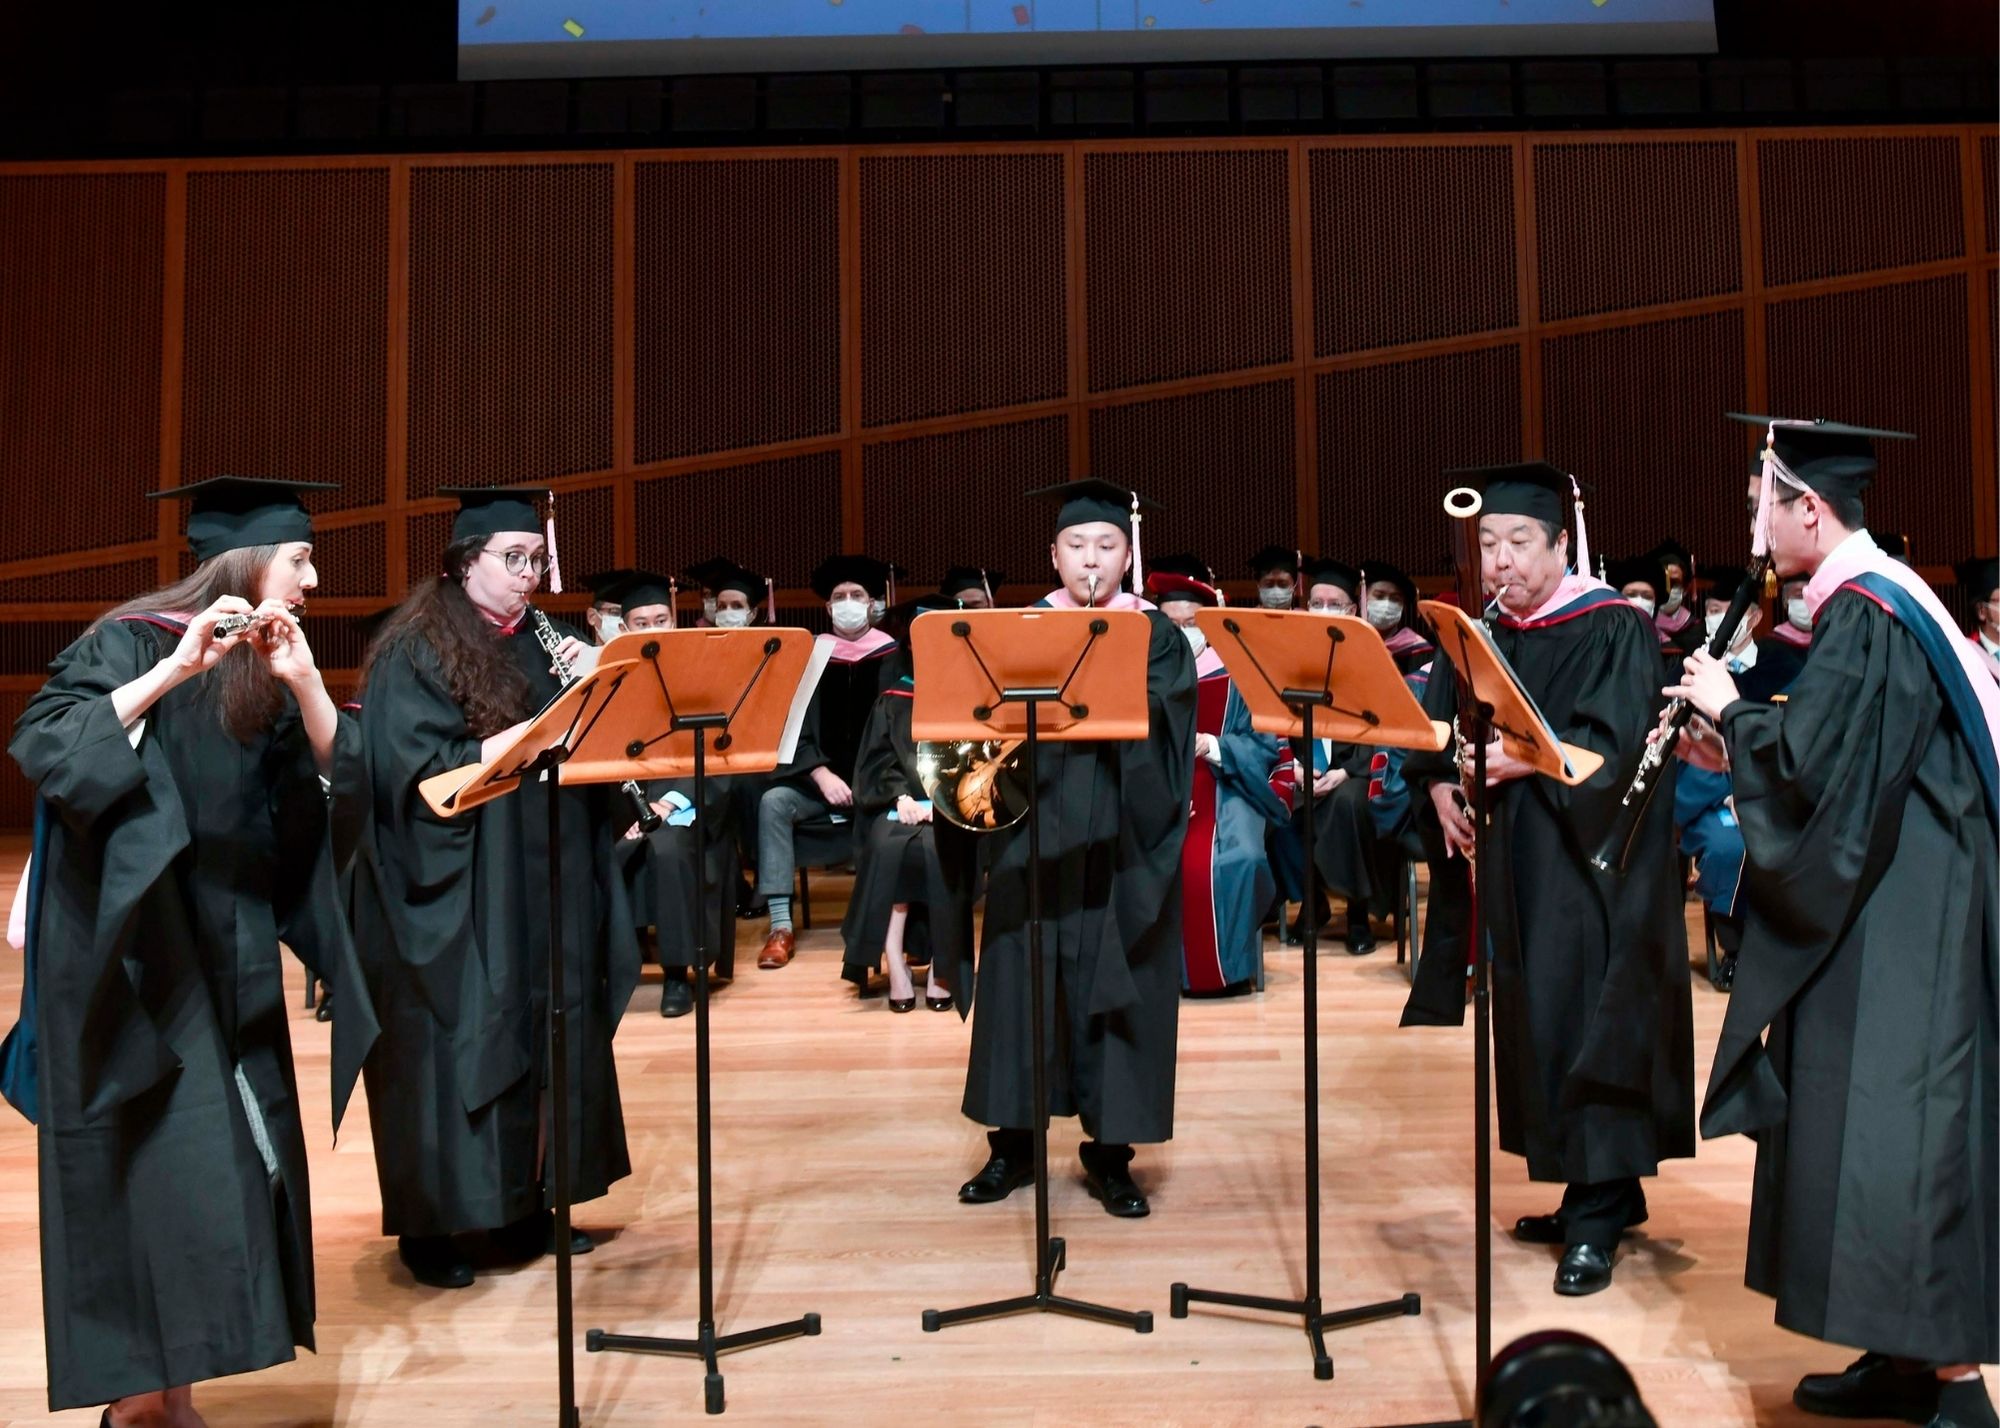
[684,557,741,592]
[1028,477,1162,589]
[1647,539,1693,575]
[1605,555,1668,602]
[1145,571,1220,608]
[1444,461,1593,575]
[1699,565,1768,604]
[437,485,565,592]
[149,476,336,561]
[1956,556,1999,600]
[1301,556,1363,600]
[1726,414,1914,499]
[1358,558,1417,602]
[603,569,679,613]
[938,565,1002,604]
[1872,530,1912,563]
[1248,545,1298,579]
[1149,552,1216,585]
[810,554,894,602]
[579,568,638,601]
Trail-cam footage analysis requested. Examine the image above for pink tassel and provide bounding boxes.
[668,576,679,630]
[1128,490,1143,592]
[1752,423,1778,559]
[1567,474,1590,578]
[765,576,776,627]
[544,489,563,595]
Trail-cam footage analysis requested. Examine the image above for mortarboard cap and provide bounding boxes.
[1605,555,1668,601]
[1699,565,1766,603]
[938,565,1001,602]
[1726,414,1914,499]
[603,569,678,612]
[811,554,893,601]
[149,476,336,561]
[437,485,550,545]
[1955,557,1999,598]
[1358,559,1417,600]
[1301,556,1363,599]
[1027,478,1160,537]
[1444,461,1575,529]
[685,558,741,592]
[1149,552,1215,584]
[579,568,638,600]
[710,563,766,602]
[1248,545,1298,579]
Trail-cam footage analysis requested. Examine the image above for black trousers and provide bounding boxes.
[987,1127,1131,1172]
[1560,1178,1648,1250]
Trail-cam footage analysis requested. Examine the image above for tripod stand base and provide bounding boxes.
[1169,1283,1419,1381]
[922,1237,1153,1335]
[586,1313,821,1416]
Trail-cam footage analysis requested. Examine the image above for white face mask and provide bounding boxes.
[702,596,718,623]
[1661,585,1684,614]
[1628,595,1656,618]
[1703,610,1726,641]
[597,611,625,642]
[829,597,872,636]
[869,598,886,625]
[1786,598,1811,631]
[1365,598,1403,631]
[714,606,751,629]
[1181,624,1207,657]
[1258,584,1293,609]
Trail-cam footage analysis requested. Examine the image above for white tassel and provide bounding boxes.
[544,489,563,595]
[1128,490,1144,592]
[1568,474,1590,578]
[668,576,679,630]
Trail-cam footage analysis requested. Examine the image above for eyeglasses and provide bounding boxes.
[482,547,550,576]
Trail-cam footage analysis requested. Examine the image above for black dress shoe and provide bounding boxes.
[493,1210,594,1261]
[315,992,334,1023]
[1553,1244,1613,1296]
[1512,1212,1567,1245]
[1931,1380,2000,1428]
[660,976,693,1018]
[1343,906,1378,956]
[1714,953,1737,992]
[1795,1353,1942,1423]
[926,992,954,1012]
[1081,1160,1150,1218]
[398,1234,475,1289]
[959,1152,1033,1204]
[889,995,916,1013]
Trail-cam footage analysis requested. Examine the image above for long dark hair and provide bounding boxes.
[361,535,530,738]
[93,544,288,744]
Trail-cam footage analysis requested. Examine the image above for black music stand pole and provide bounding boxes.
[587,652,820,1416]
[530,745,582,1428]
[1170,691,1420,1377]
[922,689,1153,1336]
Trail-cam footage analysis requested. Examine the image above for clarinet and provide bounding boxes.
[531,608,664,835]
[1587,550,1772,874]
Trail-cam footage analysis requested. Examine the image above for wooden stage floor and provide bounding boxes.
[0,839,1985,1425]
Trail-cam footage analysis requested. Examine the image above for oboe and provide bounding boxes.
[1587,550,1772,874]
[531,608,664,835]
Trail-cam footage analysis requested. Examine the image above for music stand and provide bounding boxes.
[1416,600,1602,1422]
[419,653,648,1428]
[568,627,823,1417]
[1172,609,1445,1379]
[907,605,1155,1336]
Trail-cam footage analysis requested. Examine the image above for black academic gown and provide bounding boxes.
[1702,590,1998,1365]
[619,774,739,981]
[8,617,376,1410]
[838,654,974,989]
[960,604,1196,1145]
[1310,734,1402,915]
[1408,593,1696,1185]
[350,618,640,1238]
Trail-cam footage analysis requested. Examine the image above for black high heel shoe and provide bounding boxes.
[925,992,953,1012]
[889,994,916,1013]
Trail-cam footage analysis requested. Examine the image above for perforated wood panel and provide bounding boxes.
[1982,135,1997,254]
[1541,310,1749,570]
[1759,136,1965,287]
[1535,141,1742,321]
[405,509,457,584]
[408,163,615,496]
[183,168,389,511]
[634,157,841,462]
[1088,382,1297,570]
[1316,345,1524,572]
[1084,148,1292,391]
[552,484,616,586]
[310,520,388,599]
[860,417,1070,590]
[0,173,164,561]
[0,559,161,603]
[1766,276,1973,562]
[0,690,29,826]
[633,450,843,591]
[1311,143,1517,356]
[0,621,92,677]
[861,152,1068,427]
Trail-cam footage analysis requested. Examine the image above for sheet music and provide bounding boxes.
[777,637,833,764]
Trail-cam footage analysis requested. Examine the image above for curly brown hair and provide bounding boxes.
[92,544,289,744]
[361,535,531,738]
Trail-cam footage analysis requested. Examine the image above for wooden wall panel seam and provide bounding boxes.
[156,166,187,585]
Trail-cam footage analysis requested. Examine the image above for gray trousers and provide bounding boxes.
[755,781,830,898]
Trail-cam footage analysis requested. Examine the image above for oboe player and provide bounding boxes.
[1408,462,1695,1297]
[1670,418,1997,1427]
[348,486,640,1290]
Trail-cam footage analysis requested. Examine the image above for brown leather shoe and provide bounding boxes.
[757,928,796,969]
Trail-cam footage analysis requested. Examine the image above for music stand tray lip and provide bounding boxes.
[1417,601,1604,786]
[1193,608,1447,753]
